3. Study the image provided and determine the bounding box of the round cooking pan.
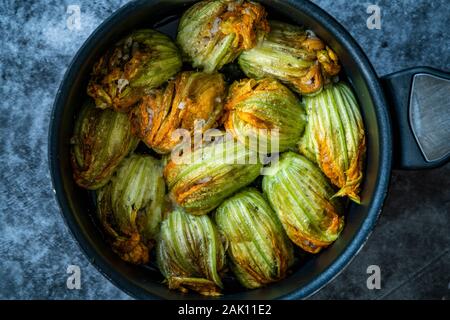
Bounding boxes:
[49,0,450,299]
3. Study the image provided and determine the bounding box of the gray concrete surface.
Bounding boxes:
[0,0,449,299]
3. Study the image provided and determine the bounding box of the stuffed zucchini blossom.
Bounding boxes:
[177,0,269,73]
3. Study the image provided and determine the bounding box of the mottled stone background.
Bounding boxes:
[0,0,449,300]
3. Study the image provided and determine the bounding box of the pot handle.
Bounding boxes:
[381,67,450,169]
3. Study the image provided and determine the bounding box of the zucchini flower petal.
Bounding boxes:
[157,209,225,296]
[215,188,294,289]
[177,0,269,73]
[164,135,262,214]
[130,71,227,154]
[262,152,344,254]
[71,100,139,190]
[87,29,182,112]
[96,154,166,264]
[300,82,366,203]
[239,21,341,95]
[224,78,306,153]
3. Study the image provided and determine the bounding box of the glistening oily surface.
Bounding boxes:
[0,0,449,299]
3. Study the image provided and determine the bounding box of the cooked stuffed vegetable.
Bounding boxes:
[239,20,340,95]
[224,78,306,153]
[130,71,226,154]
[96,154,165,264]
[177,0,269,73]
[157,209,225,296]
[215,188,294,288]
[263,152,344,254]
[87,29,182,112]
[299,82,366,203]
